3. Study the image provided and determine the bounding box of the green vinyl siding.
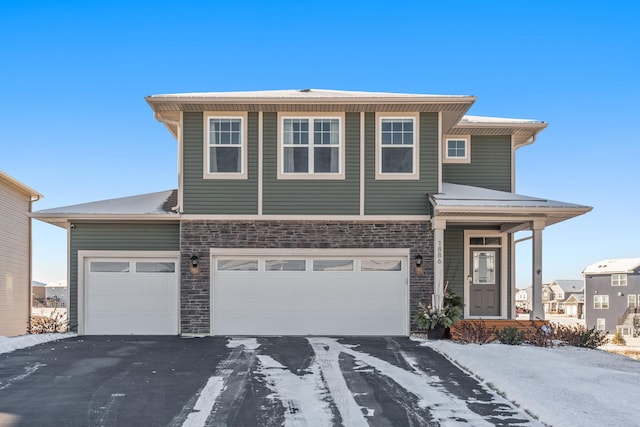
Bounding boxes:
[442,135,512,192]
[365,112,438,215]
[183,112,259,214]
[68,222,180,331]
[262,112,360,215]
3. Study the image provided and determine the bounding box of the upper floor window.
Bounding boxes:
[443,136,470,163]
[596,318,606,331]
[594,295,609,309]
[628,294,637,309]
[204,113,248,179]
[279,115,344,179]
[612,274,627,286]
[376,114,419,180]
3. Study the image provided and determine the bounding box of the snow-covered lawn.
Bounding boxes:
[426,340,639,427]
[0,333,75,354]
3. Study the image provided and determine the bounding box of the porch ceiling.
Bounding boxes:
[430,183,592,228]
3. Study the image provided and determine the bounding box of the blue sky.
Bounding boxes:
[1,1,638,286]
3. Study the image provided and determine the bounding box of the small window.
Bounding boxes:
[361,259,402,271]
[612,274,627,286]
[280,116,343,178]
[596,318,606,331]
[469,237,501,246]
[473,251,496,284]
[266,260,306,271]
[313,260,354,272]
[443,136,470,163]
[205,113,247,179]
[217,259,258,271]
[136,262,176,273]
[594,295,609,309]
[628,295,637,309]
[90,262,130,273]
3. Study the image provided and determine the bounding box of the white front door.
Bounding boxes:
[211,254,409,336]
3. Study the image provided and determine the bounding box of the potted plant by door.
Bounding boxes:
[416,287,463,339]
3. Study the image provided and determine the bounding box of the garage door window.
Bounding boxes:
[361,259,402,271]
[136,262,176,273]
[90,261,130,273]
[266,260,306,271]
[217,259,258,271]
[313,260,354,271]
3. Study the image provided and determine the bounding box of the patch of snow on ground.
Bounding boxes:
[226,337,260,350]
[427,340,640,427]
[256,354,333,426]
[182,376,226,427]
[0,333,76,355]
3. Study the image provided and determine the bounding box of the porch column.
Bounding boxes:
[530,220,545,320]
[431,218,446,310]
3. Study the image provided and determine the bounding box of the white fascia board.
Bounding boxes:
[31,214,180,225]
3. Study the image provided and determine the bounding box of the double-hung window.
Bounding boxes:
[594,295,609,309]
[611,273,627,286]
[279,115,343,178]
[204,113,247,179]
[444,136,470,163]
[376,114,419,179]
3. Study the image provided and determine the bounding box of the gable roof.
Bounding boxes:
[583,258,640,275]
[0,171,42,200]
[550,280,584,293]
[32,190,178,228]
[430,183,592,227]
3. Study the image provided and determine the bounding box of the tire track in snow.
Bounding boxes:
[311,337,495,426]
[172,338,257,427]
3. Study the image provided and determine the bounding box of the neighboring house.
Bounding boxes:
[544,279,584,316]
[32,89,592,336]
[515,287,532,312]
[0,171,42,337]
[583,258,640,336]
[32,280,47,303]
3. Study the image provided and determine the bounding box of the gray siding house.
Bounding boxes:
[33,89,591,336]
[583,258,640,336]
[0,171,42,337]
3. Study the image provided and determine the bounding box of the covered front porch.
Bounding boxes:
[429,183,591,320]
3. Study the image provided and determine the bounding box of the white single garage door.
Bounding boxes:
[212,254,408,336]
[84,257,179,335]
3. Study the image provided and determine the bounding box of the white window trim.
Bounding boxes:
[596,318,606,331]
[203,112,248,180]
[443,135,471,164]
[277,113,346,180]
[627,294,637,308]
[375,112,420,180]
[611,273,627,286]
[594,294,609,309]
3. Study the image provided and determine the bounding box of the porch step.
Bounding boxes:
[450,319,548,341]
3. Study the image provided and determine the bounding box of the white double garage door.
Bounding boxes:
[82,249,409,336]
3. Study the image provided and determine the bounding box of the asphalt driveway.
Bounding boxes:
[0,336,539,426]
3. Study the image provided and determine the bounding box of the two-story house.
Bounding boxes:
[0,171,42,336]
[543,279,584,316]
[33,89,591,336]
[583,258,640,336]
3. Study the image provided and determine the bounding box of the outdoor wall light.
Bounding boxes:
[415,254,423,268]
[190,255,199,268]
[618,291,624,297]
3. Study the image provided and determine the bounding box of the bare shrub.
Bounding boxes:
[526,323,554,347]
[554,324,609,349]
[452,320,496,344]
[29,310,68,334]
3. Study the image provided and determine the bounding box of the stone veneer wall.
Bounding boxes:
[180,220,434,335]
